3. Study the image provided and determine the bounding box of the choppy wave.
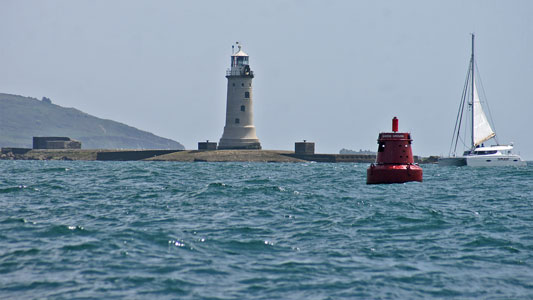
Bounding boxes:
[1,161,532,299]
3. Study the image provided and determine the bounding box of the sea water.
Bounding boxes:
[1,160,532,299]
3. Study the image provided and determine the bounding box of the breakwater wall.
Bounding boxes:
[1,147,32,155]
[286,153,376,163]
[0,148,438,163]
[96,150,182,161]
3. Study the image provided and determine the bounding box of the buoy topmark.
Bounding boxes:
[366,117,423,184]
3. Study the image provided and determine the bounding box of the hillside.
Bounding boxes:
[0,93,184,149]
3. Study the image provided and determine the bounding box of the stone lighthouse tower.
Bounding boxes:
[218,43,261,150]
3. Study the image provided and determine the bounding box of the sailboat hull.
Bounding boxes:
[466,154,527,167]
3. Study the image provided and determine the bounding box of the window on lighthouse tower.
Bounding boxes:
[245,92,250,98]
[241,105,245,112]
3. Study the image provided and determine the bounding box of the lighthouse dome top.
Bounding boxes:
[233,49,248,57]
[232,44,248,57]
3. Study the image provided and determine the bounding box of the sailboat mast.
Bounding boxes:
[470,33,475,150]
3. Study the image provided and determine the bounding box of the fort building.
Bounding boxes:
[295,140,315,155]
[198,140,217,150]
[33,137,81,149]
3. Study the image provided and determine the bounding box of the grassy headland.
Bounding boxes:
[0,93,183,149]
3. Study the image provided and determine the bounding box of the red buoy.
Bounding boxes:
[366,117,423,184]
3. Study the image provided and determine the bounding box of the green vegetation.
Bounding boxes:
[0,93,184,149]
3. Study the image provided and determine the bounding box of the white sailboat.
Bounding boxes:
[439,34,526,167]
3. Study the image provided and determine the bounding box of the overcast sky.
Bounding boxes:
[1,0,532,159]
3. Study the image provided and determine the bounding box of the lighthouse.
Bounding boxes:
[218,43,261,150]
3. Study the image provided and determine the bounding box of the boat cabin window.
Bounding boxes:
[378,142,385,152]
[474,150,497,155]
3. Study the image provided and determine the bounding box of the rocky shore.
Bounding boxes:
[1,149,103,161]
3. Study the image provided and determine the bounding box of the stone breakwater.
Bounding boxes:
[0,149,439,163]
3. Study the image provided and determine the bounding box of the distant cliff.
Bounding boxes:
[0,93,184,150]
